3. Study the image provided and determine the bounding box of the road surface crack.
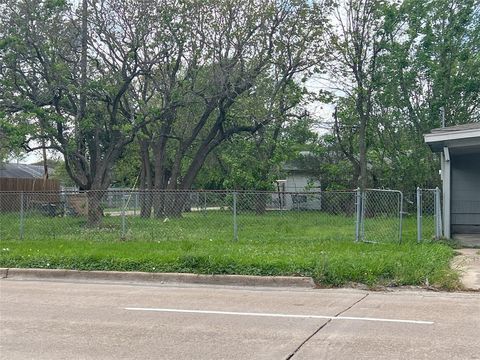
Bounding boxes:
[285,293,369,360]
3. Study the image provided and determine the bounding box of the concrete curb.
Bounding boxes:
[0,268,315,288]
[0,268,8,279]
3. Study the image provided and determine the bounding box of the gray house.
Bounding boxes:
[425,123,480,240]
[274,151,321,210]
[0,163,49,179]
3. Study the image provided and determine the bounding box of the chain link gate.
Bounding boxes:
[355,189,404,243]
[416,187,442,242]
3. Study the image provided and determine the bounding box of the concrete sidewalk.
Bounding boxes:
[453,234,480,248]
[452,248,480,290]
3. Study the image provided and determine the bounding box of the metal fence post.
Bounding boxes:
[416,187,422,243]
[399,191,403,243]
[435,187,442,239]
[360,191,366,242]
[355,188,361,242]
[121,193,126,239]
[19,191,25,240]
[134,192,138,217]
[233,191,238,241]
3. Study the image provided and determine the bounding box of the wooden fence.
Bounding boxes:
[0,177,60,212]
[0,177,60,192]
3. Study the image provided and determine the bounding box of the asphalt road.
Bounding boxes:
[0,280,479,359]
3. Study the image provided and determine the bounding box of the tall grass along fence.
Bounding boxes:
[0,189,407,243]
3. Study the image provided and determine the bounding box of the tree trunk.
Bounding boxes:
[139,138,153,218]
[77,0,88,150]
[163,192,188,218]
[152,137,169,218]
[139,190,153,218]
[86,190,104,227]
[84,159,112,227]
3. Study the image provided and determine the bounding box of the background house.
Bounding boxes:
[0,163,58,191]
[0,163,59,213]
[274,151,321,210]
[275,151,321,191]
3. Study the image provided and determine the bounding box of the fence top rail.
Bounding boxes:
[364,188,403,194]
[0,189,360,195]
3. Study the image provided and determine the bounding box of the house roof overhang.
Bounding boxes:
[424,123,480,154]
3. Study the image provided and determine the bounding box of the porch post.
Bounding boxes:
[442,147,451,239]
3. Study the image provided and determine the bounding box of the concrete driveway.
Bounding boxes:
[453,248,480,290]
[0,280,479,359]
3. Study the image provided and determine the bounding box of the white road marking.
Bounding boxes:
[124,307,434,325]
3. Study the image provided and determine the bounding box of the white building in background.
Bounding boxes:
[274,151,321,210]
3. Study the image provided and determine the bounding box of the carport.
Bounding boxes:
[425,123,480,243]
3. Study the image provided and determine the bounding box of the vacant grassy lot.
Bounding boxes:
[1,210,357,242]
[0,211,457,289]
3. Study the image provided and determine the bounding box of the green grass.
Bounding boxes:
[0,211,459,289]
[1,210,357,242]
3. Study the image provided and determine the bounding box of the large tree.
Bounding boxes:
[323,0,479,192]
[1,0,331,219]
[0,0,165,224]
[367,0,480,190]
[128,0,331,216]
[325,0,387,190]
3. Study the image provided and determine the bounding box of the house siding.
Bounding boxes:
[451,153,480,233]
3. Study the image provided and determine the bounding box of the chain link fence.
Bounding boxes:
[357,189,404,243]
[416,187,443,242]
[0,189,405,243]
